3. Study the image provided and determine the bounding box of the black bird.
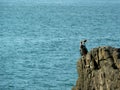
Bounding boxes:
[80,40,88,56]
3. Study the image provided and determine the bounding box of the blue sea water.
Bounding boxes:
[0,2,120,90]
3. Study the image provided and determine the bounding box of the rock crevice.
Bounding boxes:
[73,46,120,90]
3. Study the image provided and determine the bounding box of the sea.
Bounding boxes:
[0,2,120,90]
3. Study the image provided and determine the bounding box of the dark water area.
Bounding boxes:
[0,3,120,90]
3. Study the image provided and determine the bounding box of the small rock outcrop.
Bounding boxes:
[72,46,120,90]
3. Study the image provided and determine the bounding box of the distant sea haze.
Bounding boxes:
[1,0,120,6]
[0,3,120,90]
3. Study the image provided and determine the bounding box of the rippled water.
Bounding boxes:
[0,3,120,90]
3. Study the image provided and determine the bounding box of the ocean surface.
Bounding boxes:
[0,2,120,90]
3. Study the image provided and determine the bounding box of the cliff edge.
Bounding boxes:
[72,46,120,90]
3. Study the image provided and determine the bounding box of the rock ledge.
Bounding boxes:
[72,46,120,90]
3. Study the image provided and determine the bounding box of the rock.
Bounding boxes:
[72,46,120,90]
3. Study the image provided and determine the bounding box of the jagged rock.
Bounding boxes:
[72,46,120,90]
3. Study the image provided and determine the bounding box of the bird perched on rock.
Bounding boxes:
[80,40,88,56]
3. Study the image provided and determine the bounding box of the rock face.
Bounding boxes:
[72,46,120,90]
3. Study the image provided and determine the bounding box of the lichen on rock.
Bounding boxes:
[72,46,120,90]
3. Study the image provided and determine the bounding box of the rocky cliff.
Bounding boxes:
[72,46,120,90]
